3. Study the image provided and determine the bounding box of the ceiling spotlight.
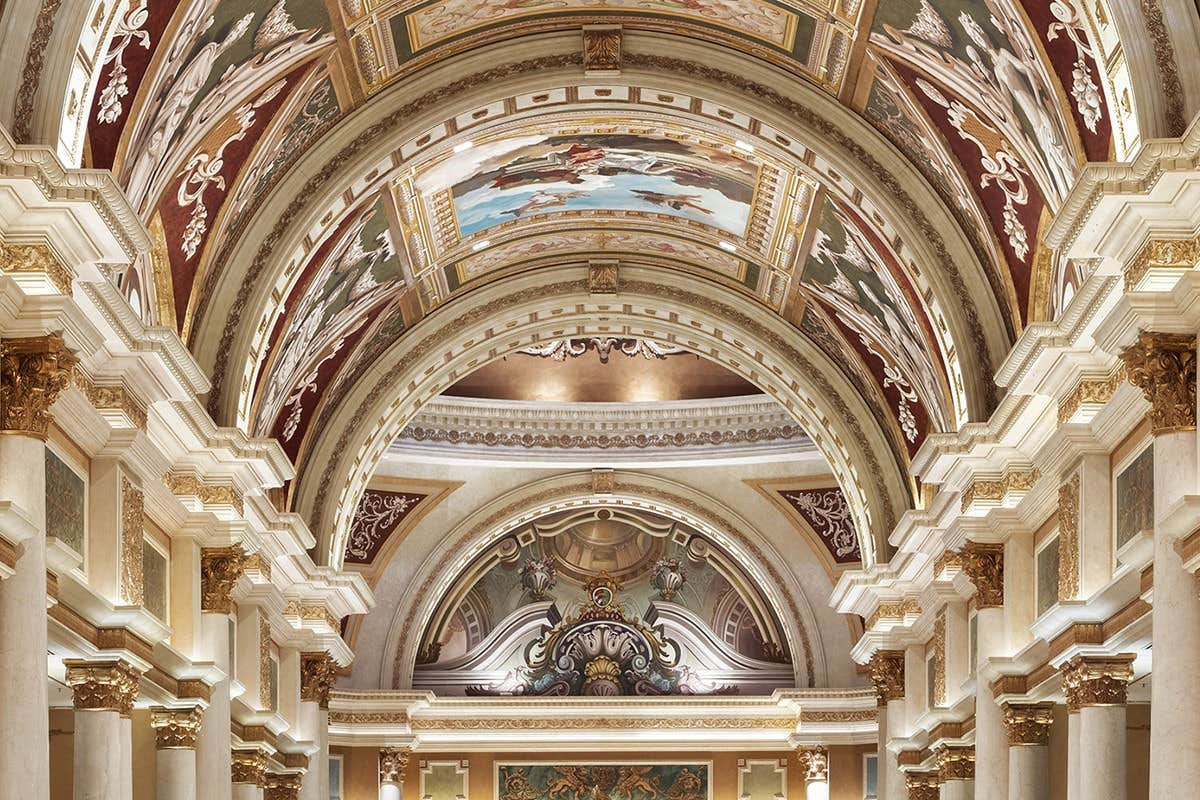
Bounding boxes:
[453,140,474,153]
[718,240,738,252]
[471,239,491,251]
[733,140,754,153]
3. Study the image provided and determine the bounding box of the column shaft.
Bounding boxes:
[73,710,122,800]
[157,749,197,800]
[297,701,324,800]
[119,715,132,800]
[1079,705,1126,800]
[1067,712,1080,800]
[940,781,971,800]
[883,698,905,800]
[975,606,1008,800]
[380,783,402,800]
[1008,746,1048,800]
[196,613,233,800]
[232,785,263,800]
[0,435,50,800]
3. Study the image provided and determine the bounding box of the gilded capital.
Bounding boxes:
[63,659,139,716]
[232,750,269,786]
[935,745,974,782]
[265,773,303,800]
[150,706,203,749]
[200,546,244,613]
[300,651,337,709]
[1003,703,1055,746]
[0,335,78,438]
[1061,654,1135,711]
[868,649,905,706]
[379,746,413,783]
[905,771,940,800]
[795,746,828,782]
[1120,331,1197,434]
[963,542,1004,608]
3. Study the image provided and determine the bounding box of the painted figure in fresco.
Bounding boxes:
[503,189,587,217]
[630,190,714,216]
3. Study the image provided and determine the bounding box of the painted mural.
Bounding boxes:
[1115,444,1153,549]
[497,763,709,800]
[427,134,758,238]
[345,489,427,565]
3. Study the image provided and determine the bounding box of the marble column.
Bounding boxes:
[905,771,939,800]
[379,747,411,800]
[196,548,244,800]
[1062,655,1134,800]
[963,542,1007,800]
[232,750,268,800]
[796,746,829,800]
[0,335,76,800]
[1067,710,1080,800]
[935,746,973,800]
[1121,332,1200,797]
[63,660,139,800]
[299,652,336,800]
[1003,703,1053,800]
[150,706,204,800]
[265,773,303,800]
[869,650,905,800]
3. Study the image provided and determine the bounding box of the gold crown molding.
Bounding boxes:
[329,711,409,725]
[960,468,1039,512]
[64,659,140,715]
[284,602,341,632]
[1124,237,1200,291]
[72,371,148,430]
[935,746,974,782]
[380,747,413,783]
[1002,703,1054,746]
[868,650,905,706]
[866,599,921,631]
[0,242,72,294]
[232,750,269,786]
[0,335,78,438]
[242,553,272,580]
[120,476,145,606]
[381,716,800,730]
[797,709,876,723]
[963,542,1004,609]
[200,546,244,614]
[933,550,963,578]
[165,472,245,515]
[1058,474,1081,602]
[795,746,828,782]
[150,706,204,749]
[1120,331,1197,434]
[301,652,338,709]
[906,771,940,800]
[1061,655,1135,711]
[1057,365,1128,425]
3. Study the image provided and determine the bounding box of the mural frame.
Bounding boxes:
[494,760,714,800]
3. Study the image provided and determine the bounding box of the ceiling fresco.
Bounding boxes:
[64,0,1128,565]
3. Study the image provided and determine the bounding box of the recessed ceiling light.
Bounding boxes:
[453,140,474,153]
[718,240,738,252]
[733,140,754,153]
[472,240,491,251]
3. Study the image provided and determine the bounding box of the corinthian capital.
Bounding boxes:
[795,746,828,782]
[963,542,1004,608]
[1003,703,1055,745]
[200,546,244,613]
[1061,654,1135,711]
[0,335,77,438]
[868,649,905,706]
[1120,331,1197,434]
[300,651,338,709]
[150,706,203,749]
[379,747,412,783]
[63,659,139,716]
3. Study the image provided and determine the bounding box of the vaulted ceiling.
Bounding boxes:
[21,0,1155,567]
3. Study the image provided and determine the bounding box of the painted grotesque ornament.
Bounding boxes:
[651,558,687,600]
[520,557,557,599]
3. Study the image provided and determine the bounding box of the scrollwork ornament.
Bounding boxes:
[0,335,78,438]
[1003,703,1054,745]
[963,541,1004,608]
[868,649,905,706]
[379,747,412,783]
[1120,331,1197,434]
[200,546,244,613]
[300,651,337,708]
[795,746,828,782]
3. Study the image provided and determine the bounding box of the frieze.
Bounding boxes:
[0,242,71,294]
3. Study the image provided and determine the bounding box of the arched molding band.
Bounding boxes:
[377,470,831,690]
[295,263,909,572]
[191,34,1010,431]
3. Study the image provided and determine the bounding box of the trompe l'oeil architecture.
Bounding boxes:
[0,1,1197,799]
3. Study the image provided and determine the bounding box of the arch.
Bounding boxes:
[372,470,839,690]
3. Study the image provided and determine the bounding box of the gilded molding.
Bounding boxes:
[932,610,946,707]
[200,546,244,614]
[587,259,619,293]
[1120,331,1197,434]
[1058,474,1080,602]
[1124,237,1200,290]
[64,659,139,715]
[1003,703,1054,746]
[933,550,963,577]
[73,372,147,430]
[960,468,1039,512]
[242,553,272,580]
[0,242,71,294]
[582,26,621,73]
[935,746,974,782]
[868,649,905,706]
[1057,365,1127,425]
[301,652,337,709]
[0,335,77,438]
[150,706,203,749]
[265,773,303,800]
[797,709,876,723]
[408,716,798,730]
[259,618,272,709]
[963,542,1004,608]
[866,599,920,631]
[165,472,245,515]
[380,747,412,783]
[120,476,145,606]
[1061,655,1135,711]
[232,750,269,786]
[795,746,828,782]
[906,771,940,800]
